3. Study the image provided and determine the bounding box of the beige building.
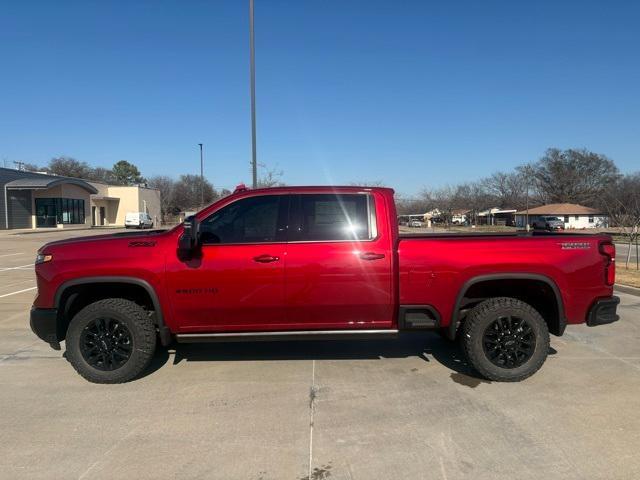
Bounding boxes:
[0,167,161,230]
[89,182,161,227]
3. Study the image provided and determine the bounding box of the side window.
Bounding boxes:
[294,194,375,241]
[199,195,282,244]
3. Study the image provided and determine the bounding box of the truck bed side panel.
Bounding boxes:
[398,235,613,327]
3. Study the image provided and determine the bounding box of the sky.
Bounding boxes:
[1,0,639,196]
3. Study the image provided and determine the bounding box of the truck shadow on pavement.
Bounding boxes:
[145,332,501,387]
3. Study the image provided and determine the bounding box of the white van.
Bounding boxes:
[125,212,153,229]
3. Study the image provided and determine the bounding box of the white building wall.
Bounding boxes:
[137,187,162,227]
[562,215,608,229]
[516,214,607,229]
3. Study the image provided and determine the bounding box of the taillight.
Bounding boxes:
[599,242,615,286]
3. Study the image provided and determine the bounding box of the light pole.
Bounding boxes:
[524,165,532,232]
[198,143,204,208]
[249,0,258,188]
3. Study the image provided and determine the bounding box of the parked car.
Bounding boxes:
[532,216,564,231]
[31,186,618,383]
[409,220,424,227]
[125,212,153,229]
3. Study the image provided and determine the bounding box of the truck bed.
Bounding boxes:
[397,233,613,330]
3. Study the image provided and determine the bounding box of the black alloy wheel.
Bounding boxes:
[482,315,535,369]
[79,317,133,371]
[461,297,549,382]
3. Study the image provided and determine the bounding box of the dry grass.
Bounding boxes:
[616,266,640,288]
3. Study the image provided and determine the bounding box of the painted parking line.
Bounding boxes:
[0,287,37,299]
[0,264,34,272]
[1,280,36,289]
[0,253,24,258]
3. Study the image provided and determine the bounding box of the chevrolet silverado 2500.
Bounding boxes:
[30,186,619,383]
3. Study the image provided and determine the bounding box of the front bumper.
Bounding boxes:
[30,307,61,350]
[587,296,620,327]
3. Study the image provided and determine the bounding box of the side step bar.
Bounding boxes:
[176,329,399,343]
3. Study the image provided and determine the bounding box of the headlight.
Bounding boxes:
[35,253,53,264]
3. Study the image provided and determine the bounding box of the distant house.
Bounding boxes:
[477,207,517,226]
[515,203,608,229]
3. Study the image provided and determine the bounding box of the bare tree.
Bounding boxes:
[257,164,285,188]
[602,173,640,269]
[172,174,217,211]
[22,162,43,172]
[531,148,620,206]
[424,185,461,227]
[147,176,176,221]
[482,170,529,210]
[89,167,117,184]
[48,157,93,178]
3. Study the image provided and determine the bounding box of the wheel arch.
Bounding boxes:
[448,273,566,340]
[54,276,171,345]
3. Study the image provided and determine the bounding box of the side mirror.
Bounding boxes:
[178,215,200,258]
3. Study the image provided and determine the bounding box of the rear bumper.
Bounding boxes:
[30,307,61,350]
[587,296,620,327]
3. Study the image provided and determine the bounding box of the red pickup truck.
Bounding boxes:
[30,186,619,383]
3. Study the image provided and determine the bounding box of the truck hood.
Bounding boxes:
[39,229,171,253]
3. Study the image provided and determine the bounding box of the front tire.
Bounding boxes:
[66,298,157,383]
[461,297,549,382]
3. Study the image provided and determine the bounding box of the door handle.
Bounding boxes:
[359,252,385,261]
[253,254,280,263]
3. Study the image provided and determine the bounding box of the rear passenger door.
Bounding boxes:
[284,192,394,329]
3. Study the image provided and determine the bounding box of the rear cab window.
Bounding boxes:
[290,193,377,242]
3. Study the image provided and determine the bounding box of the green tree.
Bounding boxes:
[112,160,144,185]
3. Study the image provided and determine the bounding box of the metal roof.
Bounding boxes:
[5,177,98,194]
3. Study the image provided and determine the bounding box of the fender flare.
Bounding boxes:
[447,273,566,340]
[54,276,171,345]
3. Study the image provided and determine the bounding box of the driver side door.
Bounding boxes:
[166,194,289,332]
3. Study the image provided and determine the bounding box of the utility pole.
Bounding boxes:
[249,0,258,188]
[198,143,204,208]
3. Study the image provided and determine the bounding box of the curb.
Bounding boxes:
[614,284,640,297]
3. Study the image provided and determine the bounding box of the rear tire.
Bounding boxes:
[461,297,549,382]
[66,298,156,384]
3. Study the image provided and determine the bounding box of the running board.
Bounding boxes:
[175,329,399,343]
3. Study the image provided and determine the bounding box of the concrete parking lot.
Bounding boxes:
[1,229,640,480]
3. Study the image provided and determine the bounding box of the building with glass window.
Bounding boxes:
[0,167,161,230]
